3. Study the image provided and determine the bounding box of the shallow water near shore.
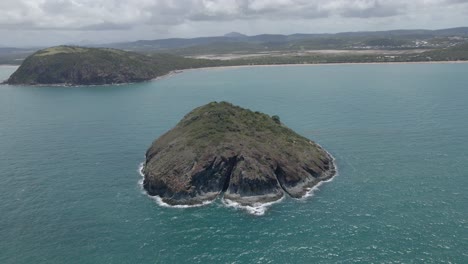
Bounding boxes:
[1,64,467,263]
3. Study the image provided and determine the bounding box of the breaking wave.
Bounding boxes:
[221,197,285,216]
[138,163,214,208]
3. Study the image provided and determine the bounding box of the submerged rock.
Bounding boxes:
[142,102,336,206]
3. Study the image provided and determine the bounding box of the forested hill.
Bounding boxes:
[5,46,225,85]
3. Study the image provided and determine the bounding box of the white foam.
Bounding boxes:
[301,144,339,200]
[139,162,280,215]
[301,180,326,199]
[150,196,214,208]
[138,162,145,177]
[137,162,214,209]
[221,196,284,216]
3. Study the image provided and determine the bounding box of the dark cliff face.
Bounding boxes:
[143,102,336,206]
[6,46,161,85]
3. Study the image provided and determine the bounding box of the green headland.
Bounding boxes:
[5,46,220,85]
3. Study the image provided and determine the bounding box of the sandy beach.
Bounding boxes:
[162,60,468,80]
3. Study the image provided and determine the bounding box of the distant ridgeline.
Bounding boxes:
[5,46,226,85]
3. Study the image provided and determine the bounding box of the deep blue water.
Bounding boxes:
[0,64,467,263]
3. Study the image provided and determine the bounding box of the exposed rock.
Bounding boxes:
[143,102,336,206]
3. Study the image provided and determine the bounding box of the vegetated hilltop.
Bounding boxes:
[5,46,220,85]
[142,102,336,206]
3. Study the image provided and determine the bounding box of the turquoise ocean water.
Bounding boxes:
[0,64,467,263]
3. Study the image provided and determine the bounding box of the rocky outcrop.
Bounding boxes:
[142,102,336,206]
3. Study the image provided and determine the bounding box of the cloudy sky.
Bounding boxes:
[1,0,467,47]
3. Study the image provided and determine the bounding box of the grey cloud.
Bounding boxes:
[0,0,410,31]
[0,20,131,32]
[445,0,468,3]
[185,1,330,22]
[78,22,135,31]
[0,0,464,31]
[0,21,36,30]
[341,2,404,18]
[41,0,76,14]
[188,6,329,21]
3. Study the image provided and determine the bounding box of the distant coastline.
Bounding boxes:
[155,60,468,81]
[3,59,468,69]
[189,60,468,70]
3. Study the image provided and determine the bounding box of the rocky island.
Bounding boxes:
[142,102,336,207]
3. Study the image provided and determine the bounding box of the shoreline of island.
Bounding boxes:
[138,148,338,216]
[138,137,339,216]
[3,59,468,86]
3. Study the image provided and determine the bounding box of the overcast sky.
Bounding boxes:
[1,0,467,47]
